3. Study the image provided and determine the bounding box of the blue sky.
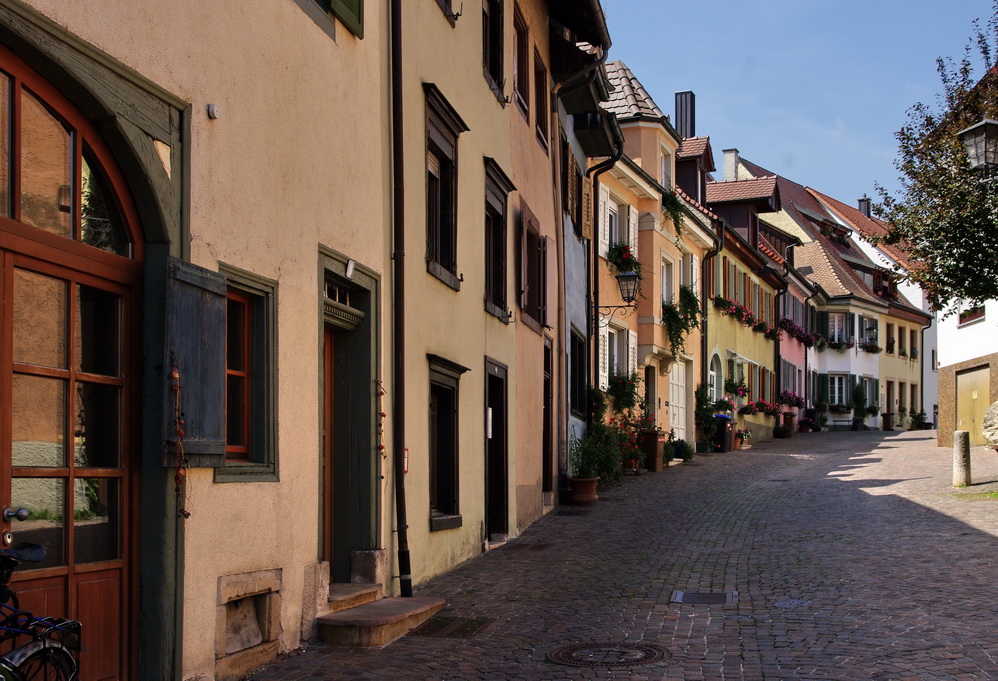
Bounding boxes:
[602,0,994,208]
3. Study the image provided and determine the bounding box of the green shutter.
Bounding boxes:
[817,311,829,338]
[331,0,364,37]
[817,373,829,404]
[848,312,856,341]
[874,379,880,407]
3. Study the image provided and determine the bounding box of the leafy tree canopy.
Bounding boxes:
[874,4,998,314]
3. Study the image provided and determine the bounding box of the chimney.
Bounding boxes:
[722,148,739,182]
[857,193,871,217]
[675,91,695,138]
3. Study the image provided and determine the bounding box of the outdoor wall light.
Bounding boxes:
[958,118,998,171]
[596,270,640,325]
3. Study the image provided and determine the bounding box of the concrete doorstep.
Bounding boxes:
[316,596,446,648]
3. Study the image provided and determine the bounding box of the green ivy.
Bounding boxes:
[662,190,685,236]
[661,285,701,356]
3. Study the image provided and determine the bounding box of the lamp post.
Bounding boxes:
[957,118,998,171]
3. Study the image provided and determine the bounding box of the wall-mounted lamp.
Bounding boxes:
[596,270,640,325]
[958,118,998,171]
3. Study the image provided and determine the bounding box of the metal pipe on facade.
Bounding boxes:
[700,221,723,386]
[585,112,624,427]
[390,0,412,598]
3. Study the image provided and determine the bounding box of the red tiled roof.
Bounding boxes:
[705,176,777,204]
[677,136,709,159]
[675,185,718,220]
[806,188,914,270]
[602,61,666,121]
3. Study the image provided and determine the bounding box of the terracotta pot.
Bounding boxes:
[733,438,743,450]
[568,477,599,505]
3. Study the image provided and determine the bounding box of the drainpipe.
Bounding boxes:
[585,112,624,428]
[390,0,412,598]
[920,312,933,424]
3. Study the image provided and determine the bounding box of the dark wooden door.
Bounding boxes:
[485,362,507,541]
[321,325,335,564]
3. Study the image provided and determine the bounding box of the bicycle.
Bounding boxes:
[0,542,80,680]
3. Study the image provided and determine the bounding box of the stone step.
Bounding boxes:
[326,583,382,615]
[316,596,446,648]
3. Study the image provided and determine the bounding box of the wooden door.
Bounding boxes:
[0,45,143,680]
[321,325,335,564]
[670,361,687,440]
[957,367,990,446]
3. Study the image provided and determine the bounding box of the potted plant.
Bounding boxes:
[773,425,792,438]
[714,396,735,413]
[798,417,815,433]
[567,426,616,505]
[738,402,759,416]
[851,382,867,431]
[695,384,718,452]
[734,428,751,449]
[607,371,639,411]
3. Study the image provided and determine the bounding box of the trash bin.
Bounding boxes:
[782,411,795,436]
[712,414,733,452]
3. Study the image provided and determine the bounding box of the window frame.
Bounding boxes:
[518,198,548,331]
[512,7,529,115]
[484,157,515,320]
[216,265,278,482]
[304,0,364,38]
[424,84,469,290]
[428,355,469,530]
[533,48,549,149]
[829,374,847,406]
[482,0,505,102]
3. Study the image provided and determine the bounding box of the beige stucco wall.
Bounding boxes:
[24,1,391,678]
[397,0,518,583]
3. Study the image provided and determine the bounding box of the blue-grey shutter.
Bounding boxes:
[163,257,227,467]
[331,0,364,38]
[874,379,880,407]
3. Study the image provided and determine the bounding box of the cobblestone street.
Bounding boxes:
[249,430,998,680]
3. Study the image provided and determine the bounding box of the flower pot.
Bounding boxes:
[568,477,599,506]
[733,438,743,450]
[798,423,812,433]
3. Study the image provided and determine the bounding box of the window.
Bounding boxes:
[607,201,620,244]
[513,8,528,113]
[886,322,895,354]
[959,304,985,325]
[661,257,674,304]
[425,84,469,289]
[220,266,277,480]
[898,325,907,354]
[829,313,848,342]
[533,50,548,148]
[570,329,587,417]
[607,326,628,375]
[860,315,878,344]
[482,0,504,100]
[659,148,672,187]
[709,355,722,401]
[484,158,514,319]
[519,199,548,329]
[428,355,469,530]
[310,0,364,37]
[829,374,847,406]
[910,329,919,359]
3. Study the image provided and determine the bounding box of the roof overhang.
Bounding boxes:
[548,0,611,51]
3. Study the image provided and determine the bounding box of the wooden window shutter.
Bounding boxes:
[817,311,829,338]
[598,185,610,256]
[163,257,227,467]
[848,374,857,403]
[628,329,638,374]
[722,257,729,298]
[848,313,856,341]
[628,204,639,258]
[874,379,880,407]
[817,373,829,404]
[331,0,364,38]
[581,175,593,240]
[518,203,528,310]
[598,326,609,390]
[543,236,554,327]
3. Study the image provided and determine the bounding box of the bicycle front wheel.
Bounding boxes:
[13,646,75,681]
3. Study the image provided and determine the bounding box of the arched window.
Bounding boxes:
[709,354,723,401]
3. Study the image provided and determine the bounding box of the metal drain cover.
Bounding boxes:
[547,643,669,668]
[774,599,810,609]
[671,590,738,604]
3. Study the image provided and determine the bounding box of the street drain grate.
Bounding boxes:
[547,643,669,668]
[410,616,492,639]
[504,543,551,552]
[670,590,738,604]
[774,599,810,609]
[557,509,591,516]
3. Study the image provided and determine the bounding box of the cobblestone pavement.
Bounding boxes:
[248,430,998,680]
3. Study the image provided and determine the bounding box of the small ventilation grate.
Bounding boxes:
[410,616,492,639]
[547,643,669,668]
[670,590,738,604]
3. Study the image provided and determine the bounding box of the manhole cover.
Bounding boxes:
[547,643,669,668]
[774,599,810,609]
[410,616,492,639]
[671,590,738,604]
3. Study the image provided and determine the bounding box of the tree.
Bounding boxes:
[874,4,998,313]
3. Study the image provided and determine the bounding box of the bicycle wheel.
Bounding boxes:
[13,646,75,681]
